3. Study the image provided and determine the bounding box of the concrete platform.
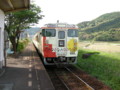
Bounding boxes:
[0,43,55,90]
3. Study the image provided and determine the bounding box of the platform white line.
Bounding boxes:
[33,51,41,90]
[29,65,32,68]
[29,68,32,72]
[29,62,32,65]
[28,73,32,78]
[28,81,32,87]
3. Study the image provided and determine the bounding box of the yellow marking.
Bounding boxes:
[67,39,78,52]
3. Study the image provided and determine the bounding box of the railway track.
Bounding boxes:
[46,66,68,90]
[47,66,94,90]
[66,67,94,90]
[55,67,94,90]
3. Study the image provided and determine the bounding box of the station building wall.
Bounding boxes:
[0,9,5,68]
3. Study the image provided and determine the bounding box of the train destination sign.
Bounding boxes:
[44,23,78,28]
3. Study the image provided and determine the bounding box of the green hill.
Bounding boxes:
[23,27,41,39]
[77,12,120,41]
[24,27,41,35]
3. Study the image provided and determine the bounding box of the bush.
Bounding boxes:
[17,38,29,52]
[17,41,24,52]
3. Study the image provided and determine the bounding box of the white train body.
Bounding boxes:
[33,23,79,65]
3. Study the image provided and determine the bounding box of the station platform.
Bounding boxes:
[0,43,55,90]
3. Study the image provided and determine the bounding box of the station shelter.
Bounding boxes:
[0,0,30,68]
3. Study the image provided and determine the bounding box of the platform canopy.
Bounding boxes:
[0,0,30,13]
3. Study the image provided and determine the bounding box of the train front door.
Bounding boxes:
[56,29,67,58]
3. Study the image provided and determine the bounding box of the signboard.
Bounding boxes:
[57,24,66,27]
[45,23,78,28]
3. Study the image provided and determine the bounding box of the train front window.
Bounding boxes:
[58,31,65,39]
[42,29,56,37]
[68,29,78,37]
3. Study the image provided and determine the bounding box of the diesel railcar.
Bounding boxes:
[33,23,79,65]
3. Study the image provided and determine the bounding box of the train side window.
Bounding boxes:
[68,29,78,37]
[42,29,46,36]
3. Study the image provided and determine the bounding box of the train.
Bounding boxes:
[33,22,79,65]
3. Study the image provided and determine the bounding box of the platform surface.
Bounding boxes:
[0,43,55,90]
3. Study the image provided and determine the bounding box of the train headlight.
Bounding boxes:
[71,57,76,62]
[46,58,52,62]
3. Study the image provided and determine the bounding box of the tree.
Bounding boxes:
[5,4,43,53]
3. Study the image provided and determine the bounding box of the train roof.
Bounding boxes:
[41,23,78,29]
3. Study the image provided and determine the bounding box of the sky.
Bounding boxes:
[33,0,120,27]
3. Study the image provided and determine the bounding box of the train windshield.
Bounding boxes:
[42,29,56,37]
[68,29,78,37]
[58,31,65,39]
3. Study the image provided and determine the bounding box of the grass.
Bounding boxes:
[79,41,120,53]
[76,49,120,90]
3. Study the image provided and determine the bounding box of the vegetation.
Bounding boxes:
[5,4,43,53]
[77,12,120,41]
[76,49,120,90]
[17,38,29,52]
